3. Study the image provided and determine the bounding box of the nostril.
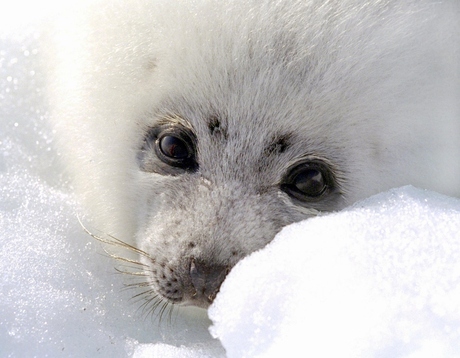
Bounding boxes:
[189,258,229,303]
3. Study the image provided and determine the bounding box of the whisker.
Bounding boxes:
[158,301,169,322]
[77,215,176,323]
[109,255,149,268]
[148,301,165,322]
[77,215,153,261]
[139,295,160,317]
[167,304,175,324]
[130,289,156,300]
[122,282,152,290]
[114,267,149,276]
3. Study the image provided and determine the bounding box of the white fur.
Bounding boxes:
[45,0,459,306]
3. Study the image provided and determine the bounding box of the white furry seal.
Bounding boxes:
[45,0,460,308]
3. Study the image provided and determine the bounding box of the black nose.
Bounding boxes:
[189,258,229,305]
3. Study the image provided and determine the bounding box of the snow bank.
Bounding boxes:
[209,187,460,357]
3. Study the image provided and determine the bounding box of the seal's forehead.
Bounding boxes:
[150,100,294,160]
[146,98,315,188]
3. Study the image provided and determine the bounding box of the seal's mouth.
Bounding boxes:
[77,218,233,312]
[144,256,232,309]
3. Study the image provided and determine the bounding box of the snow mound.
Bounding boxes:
[209,187,460,357]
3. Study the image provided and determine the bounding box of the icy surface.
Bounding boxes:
[2,10,460,358]
[209,187,460,357]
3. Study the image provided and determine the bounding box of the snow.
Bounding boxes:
[209,187,460,357]
[1,13,460,358]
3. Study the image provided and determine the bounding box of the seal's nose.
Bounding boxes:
[189,258,229,305]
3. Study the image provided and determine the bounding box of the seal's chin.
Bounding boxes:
[180,298,211,309]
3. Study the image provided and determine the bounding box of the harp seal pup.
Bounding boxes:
[46,0,460,308]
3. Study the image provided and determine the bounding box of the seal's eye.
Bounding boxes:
[138,121,198,174]
[154,128,197,170]
[159,135,190,159]
[291,168,326,197]
[281,161,334,201]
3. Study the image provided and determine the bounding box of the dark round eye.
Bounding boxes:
[138,121,198,174]
[291,168,326,197]
[281,161,333,201]
[159,135,190,159]
[153,125,197,171]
